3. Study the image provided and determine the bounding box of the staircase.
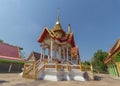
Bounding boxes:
[22,61,94,81]
[22,60,44,80]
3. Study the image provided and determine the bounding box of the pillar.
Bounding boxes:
[40,46,43,60]
[59,47,61,61]
[63,47,65,60]
[48,48,50,62]
[50,38,53,62]
[43,47,46,59]
[66,46,68,61]
[54,47,57,59]
[8,63,12,72]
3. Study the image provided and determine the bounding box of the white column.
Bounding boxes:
[59,47,61,61]
[66,46,68,61]
[56,49,59,60]
[43,47,46,59]
[63,47,65,60]
[48,48,50,62]
[41,47,43,60]
[54,47,57,59]
[8,63,12,72]
[50,39,53,62]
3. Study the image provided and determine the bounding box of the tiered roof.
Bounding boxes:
[38,17,75,47]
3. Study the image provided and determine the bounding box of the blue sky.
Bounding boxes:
[0,0,120,61]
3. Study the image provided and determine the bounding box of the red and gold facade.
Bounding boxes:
[37,17,80,64]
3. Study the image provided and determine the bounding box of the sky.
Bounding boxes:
[0,0,120,61]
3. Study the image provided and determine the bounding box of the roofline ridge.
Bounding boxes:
[0,42,18,48]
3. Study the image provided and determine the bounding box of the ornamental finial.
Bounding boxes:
[68,24,71,33]
[56,8,60,24]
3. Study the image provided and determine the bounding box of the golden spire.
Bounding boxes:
[68,24,71,33]
[56,9,60,24]
[52,9,65,33]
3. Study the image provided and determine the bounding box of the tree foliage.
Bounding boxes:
[92,50,108,73]
[0,39,4,43]
[82,61,90,65]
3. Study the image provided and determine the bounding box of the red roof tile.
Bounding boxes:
[0,42,20,59]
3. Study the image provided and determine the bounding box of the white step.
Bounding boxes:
[37,68,88,81]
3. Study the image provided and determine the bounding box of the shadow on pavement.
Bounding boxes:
[0,80,9,84]
[94,75,104,81]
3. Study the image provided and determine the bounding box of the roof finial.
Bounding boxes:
[56,8,60,24]
[68,24,71,33]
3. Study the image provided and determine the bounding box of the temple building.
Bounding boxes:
[37,16,80,64]
[0,42,24,73]
[23,15,93,81]
[104,39,120,78]
[27,52,48,62]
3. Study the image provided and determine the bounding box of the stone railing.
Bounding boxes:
[23,60,94,80]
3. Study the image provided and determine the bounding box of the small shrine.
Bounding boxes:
[23,15,93,81]
[37,16,80,65]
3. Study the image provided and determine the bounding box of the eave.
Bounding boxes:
[104,39,120,64]
[37,27,53,43]
[0,55,24,62]
[104,46,120,64]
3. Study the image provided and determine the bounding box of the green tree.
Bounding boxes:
[82,61,90,65]
[18,47,26,59]
[0,39,4,43]
[91,50,108,73]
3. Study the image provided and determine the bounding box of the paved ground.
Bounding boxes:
[0,73,120,86]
